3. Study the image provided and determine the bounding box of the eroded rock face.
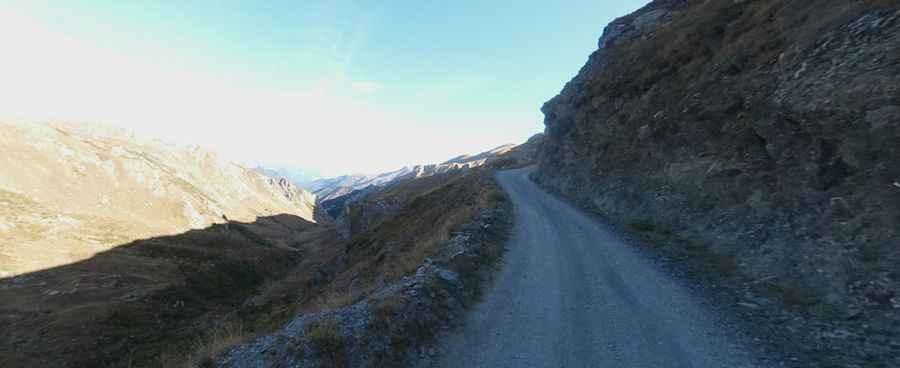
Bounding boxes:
[535,0,899,364]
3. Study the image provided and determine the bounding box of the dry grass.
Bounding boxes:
[359,176,513,366]
[610,0,897,100]
[155,321,247,368]
[308,290,367,312]
[344,171,468,235]
[369,295,406,333]
[183,322,247,368]
[306,319,342,355]
[328,171,499,300]
[166,171,502,367]
[273,170,514,367]
[2,168,505,367]
[0,214,344,368]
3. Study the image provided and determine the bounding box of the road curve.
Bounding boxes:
[430,167,760,368]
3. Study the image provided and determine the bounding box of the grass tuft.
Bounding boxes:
[306,319,342,355]
[370,296,404,333]
[184,322,246,368]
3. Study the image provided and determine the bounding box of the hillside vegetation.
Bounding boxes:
[0,122,339,367]
[215,168,514,367]
[212,138,547,367]
[0,214,346,367]
[0,122,536,367]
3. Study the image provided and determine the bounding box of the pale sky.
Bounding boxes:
[0,1,648,177]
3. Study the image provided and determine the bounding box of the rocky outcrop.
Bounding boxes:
[0,122,318,276]
[254,166,320,188]
[265,176,317,206]
[535,1,899,365]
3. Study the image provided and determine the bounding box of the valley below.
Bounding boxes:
[0,122,538,367]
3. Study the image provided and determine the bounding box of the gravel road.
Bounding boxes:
[429,167,761,368]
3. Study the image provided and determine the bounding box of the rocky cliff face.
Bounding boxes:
[535,0,899,364]
[0,122,317,276]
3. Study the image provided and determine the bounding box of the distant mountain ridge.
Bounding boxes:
[0,122,317,276]
[320,135,544,237]
[442,143,517,165]
[307,142,527,205]
[253,166,322,187]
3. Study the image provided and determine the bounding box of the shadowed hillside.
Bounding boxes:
[0,120,538,367]
[1,164,521,368]
[213,168,514,368]
[0,214,344,367]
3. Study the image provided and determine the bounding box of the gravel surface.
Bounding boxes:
[429,167,762,368]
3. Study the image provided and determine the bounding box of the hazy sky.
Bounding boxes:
[1,0,648,177]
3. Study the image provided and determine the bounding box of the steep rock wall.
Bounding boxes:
[535,0,899,363]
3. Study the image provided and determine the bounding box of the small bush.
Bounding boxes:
[311,290,363,311]
[185,322,245,368]
[487,190,508,204]
[306,319,342,354]
[371,296,404,332]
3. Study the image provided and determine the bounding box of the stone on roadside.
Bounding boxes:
[438,269,459,283]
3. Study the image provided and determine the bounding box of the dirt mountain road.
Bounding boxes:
[430,167,761,367]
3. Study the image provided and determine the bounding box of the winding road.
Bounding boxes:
[431,167,760,367]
